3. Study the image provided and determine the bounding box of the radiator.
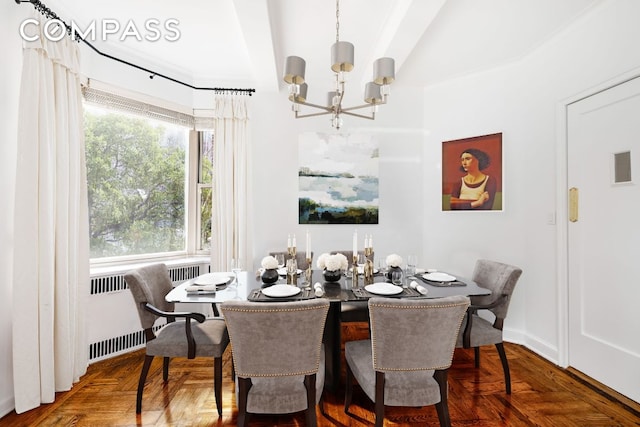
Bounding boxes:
[87,259,210,362]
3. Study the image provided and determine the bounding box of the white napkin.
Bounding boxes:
[313,282,324,297]
[410,280,428,295]
[185,284,216,294]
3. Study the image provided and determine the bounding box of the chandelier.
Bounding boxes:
[283,0,395,129]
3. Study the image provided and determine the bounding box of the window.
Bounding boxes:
[198,131,213,251]
[83,86,215,263]
[84,104,191,260]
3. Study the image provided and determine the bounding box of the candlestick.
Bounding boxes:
[353,230,357,257]
[305,256,312,285]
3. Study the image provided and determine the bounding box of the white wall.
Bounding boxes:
[421,0,640,362]
[248,88,426,273]
[0,1,29,417]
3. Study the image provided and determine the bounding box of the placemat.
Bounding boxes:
[351,286,427,299]
[413,275,467,287]
[247,287,316,302]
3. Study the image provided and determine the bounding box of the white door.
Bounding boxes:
[567,76,640,403]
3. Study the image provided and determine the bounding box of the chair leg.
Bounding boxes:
[237,377,251,427]
[495,342,511,394]
[344,363,353,412]
[319,395,327,418]
[231,355,236,382]
[211,303,220,317]
[434,369,452,427]
[163,357,170,382]
[474,346,480,368]
[214,356,223,416]
[136,355,154,414]
[304,374,317,427]
[374,371,385,427]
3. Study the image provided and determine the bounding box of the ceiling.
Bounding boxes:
[41,0,600,102]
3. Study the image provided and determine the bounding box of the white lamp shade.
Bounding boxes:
[364,82,382,104]
[288,83,308,103]
[284,56,306,84]
[331,41,354,73]
[373,57,395,85]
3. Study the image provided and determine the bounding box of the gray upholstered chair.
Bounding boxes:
[125,263,230,415]
[329,250,374,323]
[456,259,523,394]
[345,296,470,427]
[269,250,314,270]
[221,299,330,427]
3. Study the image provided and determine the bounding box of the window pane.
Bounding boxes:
[199,130,214,184]
[84,105,189,258]
[199,186,212,250]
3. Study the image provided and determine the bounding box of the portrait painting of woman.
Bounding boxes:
[442,133,503,211]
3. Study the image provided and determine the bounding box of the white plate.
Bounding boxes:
[261,284,302,298]
[365,283,403,295]
[193,273,232,286]
[423,272,456,282]
[277,268,303,276]
[415,268,426,274]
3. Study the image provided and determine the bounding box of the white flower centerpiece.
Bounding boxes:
[385,253,403,280]
[260,255,280,284]
[317,252,348,282]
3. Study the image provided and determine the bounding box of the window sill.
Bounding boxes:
[90,254,210,277]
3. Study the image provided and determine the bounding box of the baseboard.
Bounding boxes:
[504,329,640,415]
[0,395,15,419]
[503,327,559,365]
[566,367,640,417]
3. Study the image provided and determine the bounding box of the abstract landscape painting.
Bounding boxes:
[299,132,379,224]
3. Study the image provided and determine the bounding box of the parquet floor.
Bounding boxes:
[2,322,639,426]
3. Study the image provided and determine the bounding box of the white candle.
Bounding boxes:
[369,235,373,249]
[306,230,310,258]
[287,234,291,249]
[353,230,357,257]
[292,234,296,248]
[364,234,369,249]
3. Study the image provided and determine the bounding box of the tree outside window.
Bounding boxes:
[84,105,189,258]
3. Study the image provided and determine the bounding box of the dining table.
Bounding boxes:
[165,268,491,392]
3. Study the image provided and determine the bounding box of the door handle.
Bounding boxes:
[569,187,578,222]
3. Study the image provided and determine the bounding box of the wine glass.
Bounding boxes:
[406,255,418,277]
[275,253,285,269]
[391,270,404,287]
[286,258,298,285]
[231,258,242,286]
[377,258,387,276]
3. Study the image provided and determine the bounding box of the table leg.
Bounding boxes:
[323,301,341,393]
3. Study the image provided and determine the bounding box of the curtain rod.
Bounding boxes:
[15,0,256,96]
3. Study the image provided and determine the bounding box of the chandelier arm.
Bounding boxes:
[341,111,376,120]
[294,110,334,119]
[293,101,333,112]
[340,101,385,113]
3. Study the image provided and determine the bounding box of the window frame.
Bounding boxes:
[83,86,213,267]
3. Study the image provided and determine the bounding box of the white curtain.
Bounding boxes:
[12,15,89,414]
[211,95,252,272]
